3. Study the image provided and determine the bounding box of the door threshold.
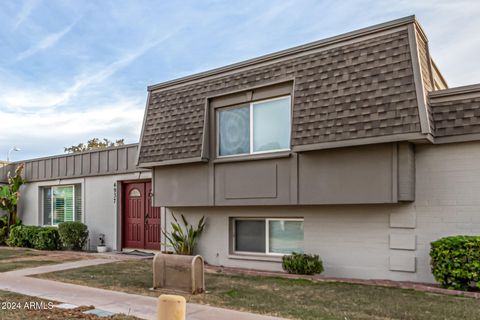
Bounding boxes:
[122,248,161,254]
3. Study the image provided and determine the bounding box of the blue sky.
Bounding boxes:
[1,0,479,160]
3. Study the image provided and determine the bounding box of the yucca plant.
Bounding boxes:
[162,213,206,255]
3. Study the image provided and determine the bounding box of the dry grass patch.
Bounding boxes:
[0,247,88,272]
[0,247,40,260]
[35,259,480,320]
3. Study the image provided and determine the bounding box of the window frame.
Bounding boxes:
[42,184,81,226]
[232,217,304,256]
[216,95,292,158]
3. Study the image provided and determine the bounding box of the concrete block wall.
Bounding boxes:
[414,141,480,282]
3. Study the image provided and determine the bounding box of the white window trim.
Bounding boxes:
[217,95,292,158]
[43,184,79,226]
[232,217,304,256]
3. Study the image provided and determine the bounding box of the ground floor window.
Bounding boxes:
[42,184,82,225]
[233,218,304,255]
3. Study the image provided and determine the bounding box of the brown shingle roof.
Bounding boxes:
[429,85,480,137]
[138,18,425,165]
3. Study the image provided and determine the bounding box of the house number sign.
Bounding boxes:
[113,182,117,204]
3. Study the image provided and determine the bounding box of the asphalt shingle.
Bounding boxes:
[138,29,420,164]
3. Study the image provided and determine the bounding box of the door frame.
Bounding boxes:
[120,179,152,251]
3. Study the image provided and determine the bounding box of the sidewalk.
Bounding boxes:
[0,259,284,320]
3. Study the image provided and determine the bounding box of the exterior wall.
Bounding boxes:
[414,141,480,282]
[17,171,151,251]
[0,144,144,183]
[164,205,413,281]
[164,141,480,283]
[154,143,414,207]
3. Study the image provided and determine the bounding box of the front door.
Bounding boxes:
[123,182,161,250]
[145,182,161,250]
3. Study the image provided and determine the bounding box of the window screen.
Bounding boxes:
[235,219,266,253]
[253,97,291,152]
[268,220,304,254]
[218,105,250,156]
[217,96,291,157]
[43,187,52,225]
[74,184,82,222]
[42,184,82,225]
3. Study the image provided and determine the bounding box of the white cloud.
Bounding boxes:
[2,28,178,112]
[58,33,174,104]
[0,98,145,160]
[0,87,67,111]
[16,20,77,61]
[12,0,40,30]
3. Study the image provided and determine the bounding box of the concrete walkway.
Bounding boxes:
[0,259,284,320]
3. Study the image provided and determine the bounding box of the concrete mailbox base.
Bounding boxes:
[153,253,205,294]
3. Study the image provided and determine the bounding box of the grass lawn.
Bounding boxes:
[35,259,480,320]
[0,259,64,273]
[0,290,139,319]
[0,247,40,260]
[0,247,84,272]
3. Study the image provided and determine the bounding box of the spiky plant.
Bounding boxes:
[162,213,206,255]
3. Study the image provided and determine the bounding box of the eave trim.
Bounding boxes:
[292,133,429,153]
[138,157,207,168]
[408,24,431,135]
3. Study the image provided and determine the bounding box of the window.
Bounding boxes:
[129,188,141,197]
[233,218,304,255]
[218,96,291,157]
[43,185,81,225]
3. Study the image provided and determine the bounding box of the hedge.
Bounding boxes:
[430,235,480,290]
[58,221,88,250]
[32,227,62,250]
[282,252,324,275]
[7,225,61,250]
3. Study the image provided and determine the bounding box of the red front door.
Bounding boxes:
[145,182,161,250]
[123,182,160,250]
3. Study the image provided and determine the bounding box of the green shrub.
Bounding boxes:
[430,235,480,290]
[32,227,61,250]
[282,252,324,275]
[58,221,88,250]
[0,227,6,245]
[6,225,60,250]
[0,215,8,244]
[7,225,41,248]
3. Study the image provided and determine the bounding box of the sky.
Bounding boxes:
[1,0,479,161]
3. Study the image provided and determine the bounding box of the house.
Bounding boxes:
[0,144,158,251]
[136,15,480,283]
[2,15,479,284]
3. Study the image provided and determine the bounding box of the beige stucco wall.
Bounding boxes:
[166,141,480,283]
[17,171,151,251]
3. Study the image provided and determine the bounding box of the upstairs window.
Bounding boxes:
[218,96,291,157]
[43,185,82,225]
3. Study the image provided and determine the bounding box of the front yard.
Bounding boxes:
[0,247,86,272]
[35,259,480,320]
